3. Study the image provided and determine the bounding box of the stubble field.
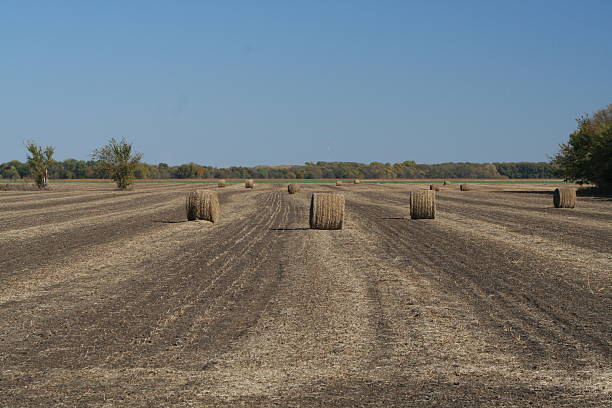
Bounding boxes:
[0,181,610,407]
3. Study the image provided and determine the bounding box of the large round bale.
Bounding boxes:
[430,184,440,191]
[245,179,255,189]
[553,187,576,208]
[217,179,226,188]
[185,190,220,222]
[459,184,472,191]
[410,190,436,219]
[336,180,342,186]
[288,183,300,194]
[443,180,451,186]
[309,193,345,230]
[354,179,360,184]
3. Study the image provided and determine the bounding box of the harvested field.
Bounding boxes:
[0,181,610,407]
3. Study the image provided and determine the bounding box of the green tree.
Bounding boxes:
[92,138,143,189]
[553,104,612,190]
[26,142,54,188]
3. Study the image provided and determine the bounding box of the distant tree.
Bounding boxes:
[2,165,21,180]
[26,142,54,188]
[92,138,143,189]
[553,104,612,190]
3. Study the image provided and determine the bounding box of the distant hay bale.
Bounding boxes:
[288,183,300,194]
[443,180,451,186]
[185,190,220,222]
[309,193,345,230]
[245,179,255,189]
[459,184,472,191]
[410,190,436,219]
[336,180,342,186]
[553,187,576,208]
[354,179,360,184]
[217,179,226,188]
[430,184,440,191]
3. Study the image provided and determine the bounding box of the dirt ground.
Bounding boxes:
[0,181,610,407]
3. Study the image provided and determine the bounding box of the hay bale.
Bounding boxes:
[459,184,472,191]
[245,179,255,189]
[410,190,436,219]
[309,193,345,230]
[288,183,300,194]
[553,187,576,208]
[443,180,451,186]
[336,180,342,186]
[185,190,220,222]
[354,179,360,184]
[217,179,226,188]
[430,184,440,191]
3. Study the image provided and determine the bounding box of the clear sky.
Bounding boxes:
[1,1,611,166]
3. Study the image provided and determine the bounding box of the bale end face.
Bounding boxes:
[553,187,576,208]
[410,190,436,219]
[430,184,440,191]
[309,193,345,230]
[185,190,221,222]
[459,184,471,191]
[245,179,255,189]
[288,183,300,194]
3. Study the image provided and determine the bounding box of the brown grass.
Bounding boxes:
[336,180,342,186]
[185,190,221,222]
[554,187,576,208]
[309,193,345,230]
[245,179,255,189]
[0,183,39,191]
[410,190,436,219]
[287,183,300,194]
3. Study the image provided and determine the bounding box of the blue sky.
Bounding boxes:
[1,0,610,166]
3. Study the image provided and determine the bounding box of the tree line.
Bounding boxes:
[1,158,557,181]
[3,102,609,190]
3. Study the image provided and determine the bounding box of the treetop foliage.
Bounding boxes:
[1,158,556,181]
[553,104,612,190]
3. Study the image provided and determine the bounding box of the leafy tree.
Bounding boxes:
[26,142,54,188]
[92,138,143,189]
[553,104,612,190]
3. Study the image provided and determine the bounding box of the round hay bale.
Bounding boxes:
[288,183,300,194]
[245,179,255,189]
[354,179,360,184]
[185,190,220,222]
[430,184,440,191]
[410,190,436,219]
[443,180,451,186]
[336,180,342,186]
[553,187,576,208]
[309,193,345,230]
[217,179,226,188]
[459,184,471,191]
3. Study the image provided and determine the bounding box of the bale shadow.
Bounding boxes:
[494,190,553,195]
[270,227,310,231]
